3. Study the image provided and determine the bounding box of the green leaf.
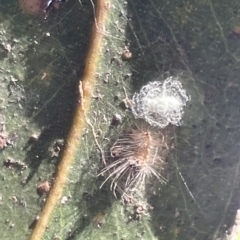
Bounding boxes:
[1,0,240,240]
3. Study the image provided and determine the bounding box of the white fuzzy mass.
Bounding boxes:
[131,77,190,128]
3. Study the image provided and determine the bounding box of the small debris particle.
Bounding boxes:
[11,196,18,203]
[111,114,123,126]
[37,181,51,195]
[27,133,40,146]
[9,223,15,228]
[0,131,8,149]
[121,49,132,61]
[123,73,131,80]
[4,158,27,170]
[49,139,64,158]
[61,195,69,205]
